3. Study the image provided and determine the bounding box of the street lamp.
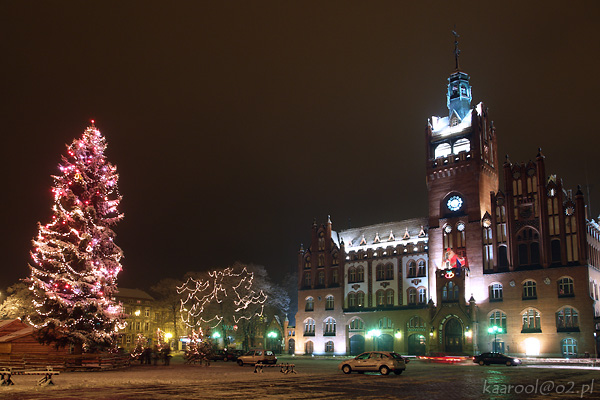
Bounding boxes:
[488,325,502,352]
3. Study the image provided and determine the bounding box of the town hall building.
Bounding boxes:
[294,43,600,358]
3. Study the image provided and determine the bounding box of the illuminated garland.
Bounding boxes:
[25,122,125,349]
[178,267,267,330]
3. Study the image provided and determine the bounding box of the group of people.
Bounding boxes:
[139,345,172,366]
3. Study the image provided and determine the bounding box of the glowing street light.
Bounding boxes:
[267,331,278,338]
[487,325,502,352]
[212,331,221,339]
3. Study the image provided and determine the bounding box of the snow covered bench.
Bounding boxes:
[0,366,60,386]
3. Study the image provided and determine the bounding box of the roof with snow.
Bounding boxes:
[430,102,483,138]
[335,217,428,252]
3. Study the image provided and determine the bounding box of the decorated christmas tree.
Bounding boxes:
[26,122,124,351]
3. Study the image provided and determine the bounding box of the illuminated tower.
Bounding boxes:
[425,35,499,304]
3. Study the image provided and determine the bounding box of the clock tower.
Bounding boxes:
[425,40,499,304]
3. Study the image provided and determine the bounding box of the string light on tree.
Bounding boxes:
[26,121,125,351]
[177,266,267,330]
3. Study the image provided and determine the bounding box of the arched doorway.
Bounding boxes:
[288,339,295,355]
[407,334,427,356]
[349,334,365,355]
[304,341,313,355]
[375,334,394,352]
[444,318,463,354]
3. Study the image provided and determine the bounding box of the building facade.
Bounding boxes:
[295,54,600,358]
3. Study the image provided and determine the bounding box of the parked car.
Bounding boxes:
[207,349,242,362]
[473,352,521,366]
[338,351,406,375]
[237,349,277,366]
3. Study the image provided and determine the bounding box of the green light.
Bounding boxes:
[212,332,221,339]
[267,331,277,338]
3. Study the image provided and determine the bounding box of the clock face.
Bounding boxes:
[447,195,463,212]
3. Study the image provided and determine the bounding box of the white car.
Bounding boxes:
[237,349,277,366]
[338,351,406,375]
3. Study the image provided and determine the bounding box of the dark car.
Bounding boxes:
[473,352,521,366]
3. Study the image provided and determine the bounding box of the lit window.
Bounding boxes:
[305,297,314,312]
[558,277,574,297]
[523,281,537,299]
[489,284,503,301]
[324,318,336,335]
[522,309,541,332]
[325,295,334,310]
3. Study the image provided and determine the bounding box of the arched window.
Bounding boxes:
[304,272,311,287]
[489,310,507,332]
[317,271,325,286]
[417,260,426,276]
[385,264,394,280]
[407,261,416,277]
[453,138,470,153]
[489,283,503,301]
[442,281,459,301]
[325,295,334,310]
[558,277,574,297]
[349,318,365,331]
[523,280,537,299]
[408,316,426,328]
[305,297,314,312]
[418,288,427,304]
[435,143,452,158]
[376,264,385,281]
[378,317,393,329]
[318,231,325,251]
[376,290,385,306]
[522,309,541,332]
[357,291,365,307]
[556,307,579,331]
[325,341,334,353]
[562,338,577,357]
[318,254,325,267]
[357,266,364,282]
[324,317,336,335]
[347,292,356,308]
[304,319,315,336]
[386,289,394,306]
[408,287,417,305]
[517,227,540,266]
[348,267,356,283]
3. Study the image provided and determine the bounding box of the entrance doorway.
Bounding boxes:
[407,334,427,356]
[349,334,365,355]
[375,334,394,352]
[444,318,463,354]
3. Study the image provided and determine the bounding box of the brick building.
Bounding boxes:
[295,48,600,358]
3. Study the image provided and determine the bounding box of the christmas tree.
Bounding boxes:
[26,122,124,351]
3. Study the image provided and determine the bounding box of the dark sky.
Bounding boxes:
[2,1,599,291]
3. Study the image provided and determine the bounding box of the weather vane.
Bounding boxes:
[452,26,460,70]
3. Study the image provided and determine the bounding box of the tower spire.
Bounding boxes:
[452,26,460,71]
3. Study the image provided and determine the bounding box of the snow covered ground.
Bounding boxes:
[2,355,600,399]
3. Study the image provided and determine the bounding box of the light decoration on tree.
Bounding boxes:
[26,122,125,350]
[178,267,267,329]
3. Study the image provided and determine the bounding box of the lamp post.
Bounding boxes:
[488,326,502,352]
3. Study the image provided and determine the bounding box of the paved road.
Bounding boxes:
[3,357,599,399]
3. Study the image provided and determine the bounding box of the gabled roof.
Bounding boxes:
[114,288,154,301]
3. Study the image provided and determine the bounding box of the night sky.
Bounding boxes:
[2,2,599,292]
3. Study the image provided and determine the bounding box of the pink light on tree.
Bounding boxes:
[26,122,124,351]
